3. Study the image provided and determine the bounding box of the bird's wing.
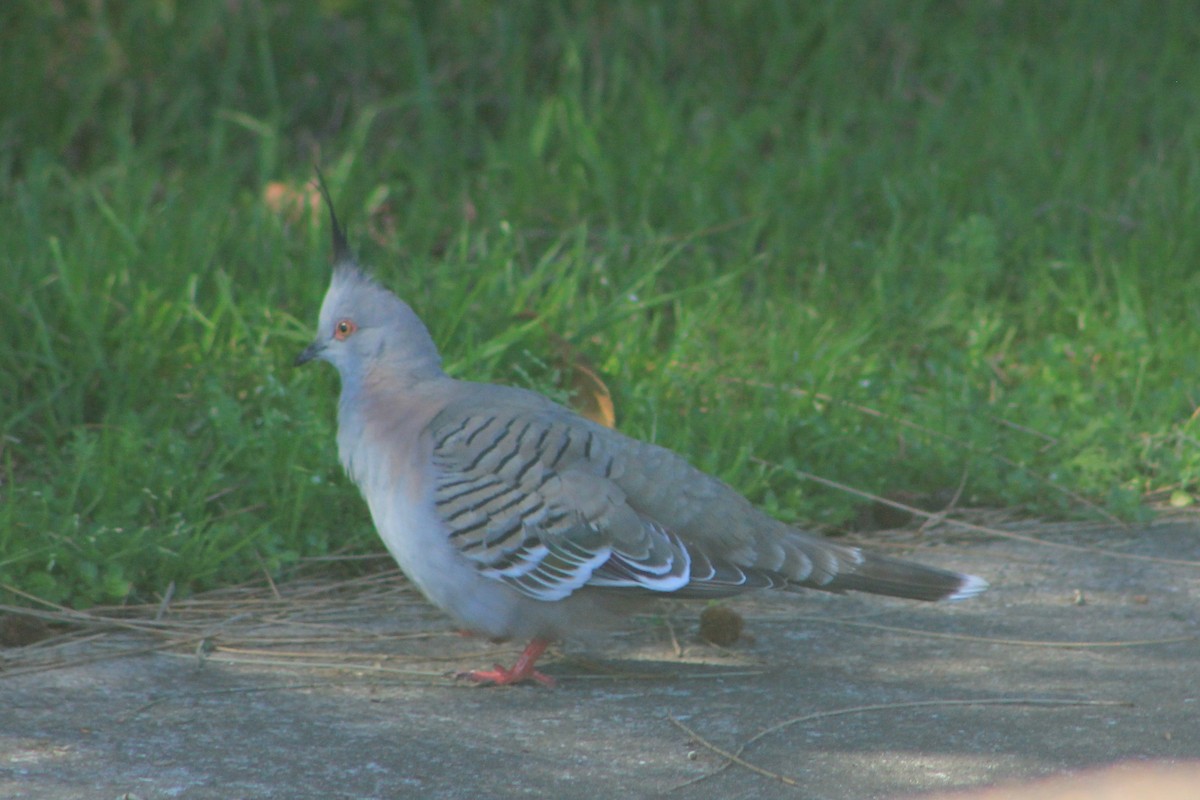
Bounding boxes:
[427,394,790,602]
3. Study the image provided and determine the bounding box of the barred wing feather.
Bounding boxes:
[430,410,697,601]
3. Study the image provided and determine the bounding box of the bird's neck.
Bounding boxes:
[336,367,451,488]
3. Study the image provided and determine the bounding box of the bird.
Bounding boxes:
[295,190,987,687]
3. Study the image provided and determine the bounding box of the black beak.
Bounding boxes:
[294,341,324,366]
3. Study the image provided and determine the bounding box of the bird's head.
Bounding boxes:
[295,177,442,385]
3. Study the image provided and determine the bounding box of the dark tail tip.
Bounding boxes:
[313,165,353,265]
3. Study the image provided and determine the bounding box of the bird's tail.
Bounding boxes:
[831,552,988,602]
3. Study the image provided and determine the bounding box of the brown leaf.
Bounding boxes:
[519,313,617,429]
[263,180,321,225]
[568,358,616,429]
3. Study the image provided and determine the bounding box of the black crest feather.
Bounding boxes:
[313,166,353,265]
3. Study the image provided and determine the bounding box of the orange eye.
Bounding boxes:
[333,319,358,341]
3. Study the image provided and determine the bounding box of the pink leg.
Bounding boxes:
[458,638,556,687]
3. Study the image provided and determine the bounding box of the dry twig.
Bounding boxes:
[670,697,1133,791]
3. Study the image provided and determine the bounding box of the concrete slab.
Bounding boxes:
[2,520,1198,799]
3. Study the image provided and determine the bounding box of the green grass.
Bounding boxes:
[3,1,1200,606]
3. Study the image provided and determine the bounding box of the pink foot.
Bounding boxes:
[456,638,556,687]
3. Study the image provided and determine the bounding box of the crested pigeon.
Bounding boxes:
[295,195,987,687]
